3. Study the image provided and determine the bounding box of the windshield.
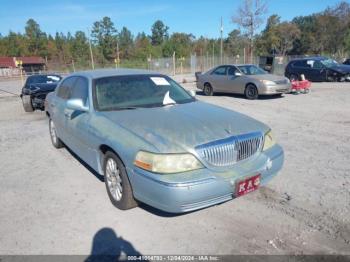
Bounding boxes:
[26,75,61,85]
[321,59,339,68]
[93,74,195,111]
[237,65,267,75]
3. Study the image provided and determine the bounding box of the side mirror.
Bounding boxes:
[188,90,196,97]
[66,99,89,112]
[234,72,242,77]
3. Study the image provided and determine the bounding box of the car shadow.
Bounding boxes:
[61,139,227,217]
[195,90,285,100]
[64,146,104,182]
[85,227,144,262]
[137,203,189,217]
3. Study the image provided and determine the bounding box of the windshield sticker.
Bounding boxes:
[150,77,170,86]
[307,60,314,67]
[48,76,60,81]
[163,91,176,105]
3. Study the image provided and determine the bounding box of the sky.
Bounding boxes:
[0,0,346,38]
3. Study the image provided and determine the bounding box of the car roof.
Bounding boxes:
[28,73,61,78]
[290,56,327,62]
[69,68,159,79]
[213,64,256,68]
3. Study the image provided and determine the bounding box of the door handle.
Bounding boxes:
[50,103,55,107]
[64,112,71,118]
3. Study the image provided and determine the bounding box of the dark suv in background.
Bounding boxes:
[285,57,350,82]
[20,74,62,112]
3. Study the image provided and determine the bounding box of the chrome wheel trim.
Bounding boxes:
[204,84,211,95]
[49,120,57,145]
[106,158,123,201]
[247,86,256,98]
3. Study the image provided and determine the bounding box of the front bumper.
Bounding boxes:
[22,93,48,110]
[127,144,284,213]
[260,84,291,95]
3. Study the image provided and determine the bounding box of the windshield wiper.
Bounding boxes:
[110,106,140,111]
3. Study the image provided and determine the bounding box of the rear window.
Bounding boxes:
[26,75,61,85]
[292,60,308,68]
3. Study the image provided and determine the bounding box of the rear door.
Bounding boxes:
[209,66,228,92]
[291,60,306,78]
[51,76,78,142]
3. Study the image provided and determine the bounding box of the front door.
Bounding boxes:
[224,66,245,94]
[64,77,97,168]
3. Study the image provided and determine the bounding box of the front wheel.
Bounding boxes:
[49,119,64,148]
[22,95,34,112]
[245,84,259,100]
[104,151,138,210]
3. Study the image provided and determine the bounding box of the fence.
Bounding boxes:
[2,54,347,79]
[0,68,21,77]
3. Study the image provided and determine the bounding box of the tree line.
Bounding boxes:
[0,1,349,69]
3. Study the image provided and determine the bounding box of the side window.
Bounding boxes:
[70,77,89,106]
[306,60,314,68]
[228,66,238,76]
[212,66,227,75]
[313,60,323,69]
[56,77,77,100]
[293,60,307,68]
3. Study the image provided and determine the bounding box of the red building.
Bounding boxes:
[0,56,46,72]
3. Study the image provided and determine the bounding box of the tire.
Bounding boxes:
[22,95,34,112]
[245,84,259,100]
[104,151,138,210]
[49,118,64,149]
[289,74,299,81]
[203,83,214,96]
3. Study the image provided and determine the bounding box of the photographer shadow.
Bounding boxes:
[85,227,143,262]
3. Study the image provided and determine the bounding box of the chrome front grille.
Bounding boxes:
[195,132,263,167]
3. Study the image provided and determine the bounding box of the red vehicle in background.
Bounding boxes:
[291,79,311,94]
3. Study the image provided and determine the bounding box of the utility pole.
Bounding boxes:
[116,42,120,68]
[172,52,176,76]
[87,28,95,70]
[220,17,223,65]
[212,42,215,67]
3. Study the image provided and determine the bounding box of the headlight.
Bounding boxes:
[134,151,203,174]
[263,130,276,151]
[260,80,276,85]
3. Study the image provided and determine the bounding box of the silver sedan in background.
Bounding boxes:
[197,64,291,99]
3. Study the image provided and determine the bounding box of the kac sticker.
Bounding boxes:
[150,77,171,86]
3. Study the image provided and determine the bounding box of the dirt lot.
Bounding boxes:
[0,78,349,256]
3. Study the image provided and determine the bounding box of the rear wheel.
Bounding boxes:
[289,74,299,81]
[49,119,64,148]
[245,84,259,100]
[22,95,34,112]
[203,83,213,96]
[104,151,138,210]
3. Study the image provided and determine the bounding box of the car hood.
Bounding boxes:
[329,64,350,74]
[246,74,287,82]
[99,101,269,153]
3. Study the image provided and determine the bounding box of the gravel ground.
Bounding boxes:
[0,78,349,256]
